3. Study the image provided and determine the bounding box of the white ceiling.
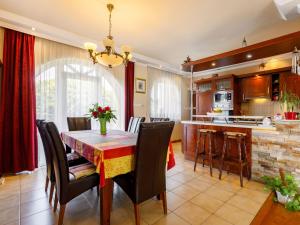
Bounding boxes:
[1,0,300,72]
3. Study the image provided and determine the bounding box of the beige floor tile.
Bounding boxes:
[152,213,190,225]
[0,194,20,211]
[213,180,242,193]
[237,188,269,205]
[204,186,235,202]
[166,192,187,211]
[171,184,200,200]
[21,188,47,204]
[20,197,51,218]
[170,173,195,183]
[166,178,182,191]
[174,202,211,225]
[20,209,56,225]
[228,195,262,215]
[140,199,167,224]
[186,179,212,192]
[243,180,265,191]
[0,206,20,225]
[202,215,233,225]
[215,204,254,225]
[191,193,224,213]
[197,175,219,185]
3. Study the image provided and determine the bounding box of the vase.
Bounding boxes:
[99,118,107,135]
[276,191,292,204]
[284,112,298,120]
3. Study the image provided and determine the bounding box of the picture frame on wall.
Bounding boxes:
[136,78,146,94]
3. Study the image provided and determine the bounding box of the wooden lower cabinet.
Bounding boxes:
[182,124,252,177]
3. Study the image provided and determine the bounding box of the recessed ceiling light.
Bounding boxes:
[31,27,36,31]
[211,62,216,67]
[246,53,253,59]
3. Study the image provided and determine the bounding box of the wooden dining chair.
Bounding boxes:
[127,117,145,133]
[45,122,100,225]
[114,122,175,225]
[66,117,91,153]
[150,117,170,122]
[36,120,89,204]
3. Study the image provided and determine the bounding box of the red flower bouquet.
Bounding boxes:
[88,103,116,135]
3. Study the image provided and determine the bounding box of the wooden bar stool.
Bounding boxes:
[194,129,218,176]
[219,131,250,187]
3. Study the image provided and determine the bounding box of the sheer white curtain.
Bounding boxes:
[35,38,125,132]
[148,67,182,121]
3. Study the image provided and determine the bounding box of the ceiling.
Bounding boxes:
[1,0,300,72]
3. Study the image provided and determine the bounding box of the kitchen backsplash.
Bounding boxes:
[241,98,282,116]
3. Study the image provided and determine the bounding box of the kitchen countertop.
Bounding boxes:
[181,120,277,131]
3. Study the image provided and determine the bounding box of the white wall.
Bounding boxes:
[133,63,189,141]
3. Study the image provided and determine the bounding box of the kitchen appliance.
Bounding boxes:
[213,90,234,110]
[213,90,234,123]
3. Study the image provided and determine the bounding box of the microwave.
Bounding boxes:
[213,90,233,110]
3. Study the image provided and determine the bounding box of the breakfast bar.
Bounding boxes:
[182,117,300,181]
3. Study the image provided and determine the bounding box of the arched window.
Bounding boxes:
[149,67,181,121]
[36,58,123,131]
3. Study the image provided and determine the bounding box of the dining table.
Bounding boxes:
[61,129,176,225]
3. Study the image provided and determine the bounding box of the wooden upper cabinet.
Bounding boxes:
[216,78,233,90]
[196,91,213,115]
[241,75,271,100]
[280,72,300,97]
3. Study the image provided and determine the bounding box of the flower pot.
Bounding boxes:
[99,118,107,135]
[284,112,298,120]
[276,191,292,204]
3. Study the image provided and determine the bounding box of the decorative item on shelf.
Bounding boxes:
[280,86,300,120]
[84,3,132,68]
[184,56,191,64]
[262,169,299,210]
[135,78,146,94]
[292,47,300,75]
[88,103,116,135]
[242,36,248,47]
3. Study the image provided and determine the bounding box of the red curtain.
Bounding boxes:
[125,61,134,130]
[0,29,37,174]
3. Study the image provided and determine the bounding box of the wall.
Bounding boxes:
[133,63,189,141]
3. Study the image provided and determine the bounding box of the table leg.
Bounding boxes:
[100,178,113,225]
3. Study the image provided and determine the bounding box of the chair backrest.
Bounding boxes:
[36,120,55,182]
[67,117,91,131]
[45,122,70,202]
[134,122,174,203]
[127,117,146,133]
[150,117,170,122]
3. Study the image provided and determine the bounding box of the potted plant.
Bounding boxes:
[88,103,116,135]
[280,87,300,120]
[262,173,299,205]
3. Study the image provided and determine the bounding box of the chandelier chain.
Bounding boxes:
[109,9,112,38]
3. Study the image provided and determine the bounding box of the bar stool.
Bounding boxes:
[219,131,250,187]
[194,129,218,176]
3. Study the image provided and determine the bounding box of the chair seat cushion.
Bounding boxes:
[69,163,97,180]
[67,152,81,161]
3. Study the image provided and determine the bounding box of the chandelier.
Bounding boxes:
[292,47,300,75]
[84,4,132,68]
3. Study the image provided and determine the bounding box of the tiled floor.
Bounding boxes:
[0,143,270,225]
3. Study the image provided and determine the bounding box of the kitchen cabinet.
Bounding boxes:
[196,91,213,115]
[216,78,233,90]
[241,75,271,101]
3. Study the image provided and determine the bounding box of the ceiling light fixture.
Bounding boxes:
[211,62,216,67]
[84,4,132,68]
[31,27,36,31]
[292,47,300,75]
[246,53,253,59]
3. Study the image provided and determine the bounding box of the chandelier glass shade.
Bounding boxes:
[84,4,132,68]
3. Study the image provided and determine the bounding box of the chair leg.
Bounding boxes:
[58,204,66,225]
[219,136,227,180]
[45,176,49,193]
[54,191,58,212]
[202,134,206,167]
[237,137,243,187]
[160,192,167,215]
[208,133,213,177]
[49,182,55,204]
[134,203,140,225]
[194,132,200,172]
